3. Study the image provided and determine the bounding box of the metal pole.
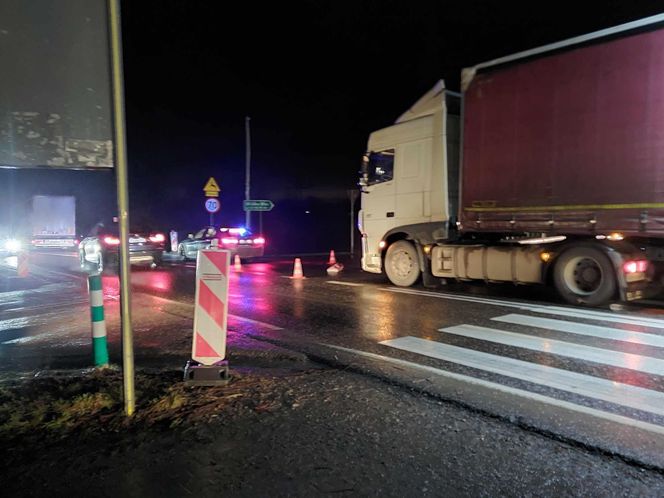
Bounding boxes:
[349,190,358,259]
[245,116,251,229]
[108,0,135,416]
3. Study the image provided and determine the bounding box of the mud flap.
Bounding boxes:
[414,241,438,289]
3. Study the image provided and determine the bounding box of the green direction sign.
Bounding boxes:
[243,199,274,212]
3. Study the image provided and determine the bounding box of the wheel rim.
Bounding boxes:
[390,249,415,279]
[562,256,603,295]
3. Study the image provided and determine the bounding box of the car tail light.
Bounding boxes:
[253,237,265,245]
[221,237,238,245]
[149,233,165,243]
[103,235,121,245]
[623,260,648,274]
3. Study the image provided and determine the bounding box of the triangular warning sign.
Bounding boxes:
[195,331,221,358]
[203,177,220,193]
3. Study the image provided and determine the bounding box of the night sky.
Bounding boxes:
[1,1,663,253]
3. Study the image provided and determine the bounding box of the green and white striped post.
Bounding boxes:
[88,274,109,367]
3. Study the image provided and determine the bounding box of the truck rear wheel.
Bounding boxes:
[385,240,420,287]
[553,246,616,306]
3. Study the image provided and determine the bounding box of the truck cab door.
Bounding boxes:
[360,149,396,272]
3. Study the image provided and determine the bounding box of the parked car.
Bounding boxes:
[79,219,165,272]
[178,226,265,261]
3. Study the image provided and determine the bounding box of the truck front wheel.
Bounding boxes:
[553,246,616,306]
[385,240,420,287]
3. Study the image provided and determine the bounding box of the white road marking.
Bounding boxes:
[326,281,363,287]
[322,343,664,435]
[493,314,664,348]
[382,287,664,329]
[38,252,77,258]
[0,317,29,332]
[144,293,283,330]
[441,324,664,376]
[0,306,84,333]
[380,336,664,417]
[228,314,283,330]
[145,294,194,307]
[41,268,87,282]
[1,299,89,315]
[524,307,664,330]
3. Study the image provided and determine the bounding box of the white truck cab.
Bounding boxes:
[359,80,460,283]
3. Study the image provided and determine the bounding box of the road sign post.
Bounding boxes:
[243,199,274,211]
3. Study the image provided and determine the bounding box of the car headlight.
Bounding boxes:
[4,239,21,252]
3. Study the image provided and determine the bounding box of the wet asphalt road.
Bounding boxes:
[2,250,664,474]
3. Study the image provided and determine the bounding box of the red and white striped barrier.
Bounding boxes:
[16,251,29,278]
[192,248,230,365]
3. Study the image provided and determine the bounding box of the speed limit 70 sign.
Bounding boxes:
[205,198,220,213]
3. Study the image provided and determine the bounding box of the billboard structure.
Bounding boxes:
[0,0,113,169]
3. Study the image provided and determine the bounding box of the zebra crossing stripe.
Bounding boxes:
[382,287,664,329]
[322,343,664,436]
[380,336,664,418]
[441,324,664,376]
[88,274,109,367]
[492,314,664,348]
[326,281,364,287]
[524,307,664,330]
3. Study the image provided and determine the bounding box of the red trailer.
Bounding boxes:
[461,24,664,237]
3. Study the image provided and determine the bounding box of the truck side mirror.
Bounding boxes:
[187,233,194,239]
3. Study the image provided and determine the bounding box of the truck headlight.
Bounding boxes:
[5,239,21,252]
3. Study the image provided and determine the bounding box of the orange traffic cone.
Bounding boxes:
[234,254,242,271]
[291,257,305,279]
[327,249,336,265]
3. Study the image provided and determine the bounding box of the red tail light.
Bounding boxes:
[149,233,165,243]
[221,237,238,245]
[253,237,265,245]
[623,260,648,274]
[103,235,121,246]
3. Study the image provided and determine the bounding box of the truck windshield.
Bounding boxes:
[362,149,394,186]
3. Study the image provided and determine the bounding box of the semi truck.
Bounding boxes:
[31,195,77,248]
[358,14,664,306]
